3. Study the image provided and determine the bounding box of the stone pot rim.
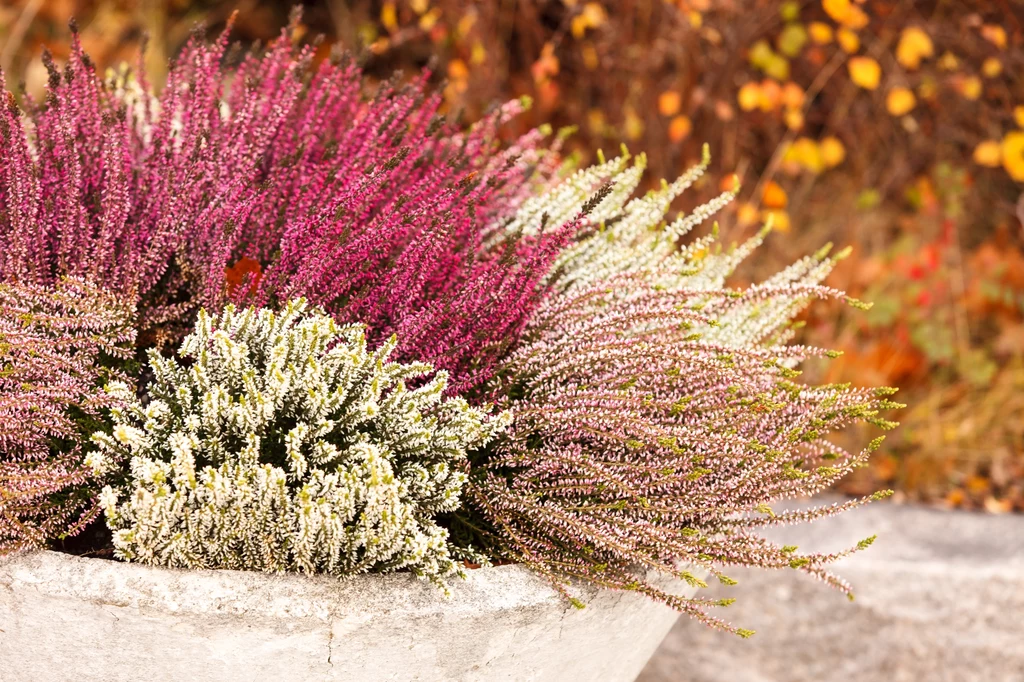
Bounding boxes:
[0,549,596,620]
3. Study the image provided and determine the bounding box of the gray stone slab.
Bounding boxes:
[638,499,1024,682]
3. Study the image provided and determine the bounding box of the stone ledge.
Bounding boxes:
[638,498,1024,682]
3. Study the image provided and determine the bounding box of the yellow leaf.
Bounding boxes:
[981,24,1008,49]
[456,13,477,38]
[809,22,834,45]
[848,56,881,90]
[668,115,692,143]
[736,202,759,226]
[973,140,1002,167]
[917,77,938,100]
[581,43,599,70]
[571,15,589,39]
[895,27,934,70]
[572,2,607,37]
[764,54,790,81]
[587,108,607,135]
[961,75,982,101]
[937,51,959,71]
[418,8,441,31]
[1014,105,1024,128]
[777,23,809,58]
[583,2,608,26]
[842,6,869,29]
[836,28,860,54]
[821,0,850,23]
[688,11,703,28]
[820,136,846,168]
[822,0,868,28]
[886,87,916,116]
[982,57,1002,78]
[762,180,788,208]
[784,108,804,130]
[1002,132,1024,182]
[410,0,429,13]
[737,82,761,111]
[659,91,683,117]
[792,137,824,173]
[624,106,644,141]
[381,1,398,31]
[749,40,775,69]
[763,209,791,233]
[470,42,487,66]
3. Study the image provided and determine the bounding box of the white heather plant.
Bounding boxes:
[86,299,509,588]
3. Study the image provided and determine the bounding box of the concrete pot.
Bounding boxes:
[0,550,698,682]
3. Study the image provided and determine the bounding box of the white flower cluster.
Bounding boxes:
[87,300,509,588]
[499,146,849,350]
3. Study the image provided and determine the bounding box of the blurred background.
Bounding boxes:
[3,0,1023,513]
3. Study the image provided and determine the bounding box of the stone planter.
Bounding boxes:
[0,551,698,682]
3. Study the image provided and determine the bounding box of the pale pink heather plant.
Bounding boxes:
[0,278,135,552]
[465,155,902,636]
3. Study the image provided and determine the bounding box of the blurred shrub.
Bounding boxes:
[3,0,1022,509]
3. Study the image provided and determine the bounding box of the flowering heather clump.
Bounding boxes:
[0,14,570,391]
[466,153,901,635]
[1,17,899,637]
[87,300,508,586]
[0,279,135,552]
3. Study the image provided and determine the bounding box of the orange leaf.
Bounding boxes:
[658,90,682,117]
[981,24,1008,49]
[380,2,398,31]
[762,180,788,209]
[668,115,692,142]
[225,257,263,297]
[973,140,1002,167]
[781,81,805,110]
[809,22,834,44]
[447,59,469,81]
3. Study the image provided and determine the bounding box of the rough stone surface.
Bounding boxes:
[0,551,698,682]
[638,499,1024,682]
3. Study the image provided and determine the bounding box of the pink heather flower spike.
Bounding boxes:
[0,278,135,552]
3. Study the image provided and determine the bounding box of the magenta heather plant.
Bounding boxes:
[0,15,570,393]
[0,278,135,552]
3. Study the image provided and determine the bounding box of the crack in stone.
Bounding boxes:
[325,622,335,679]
